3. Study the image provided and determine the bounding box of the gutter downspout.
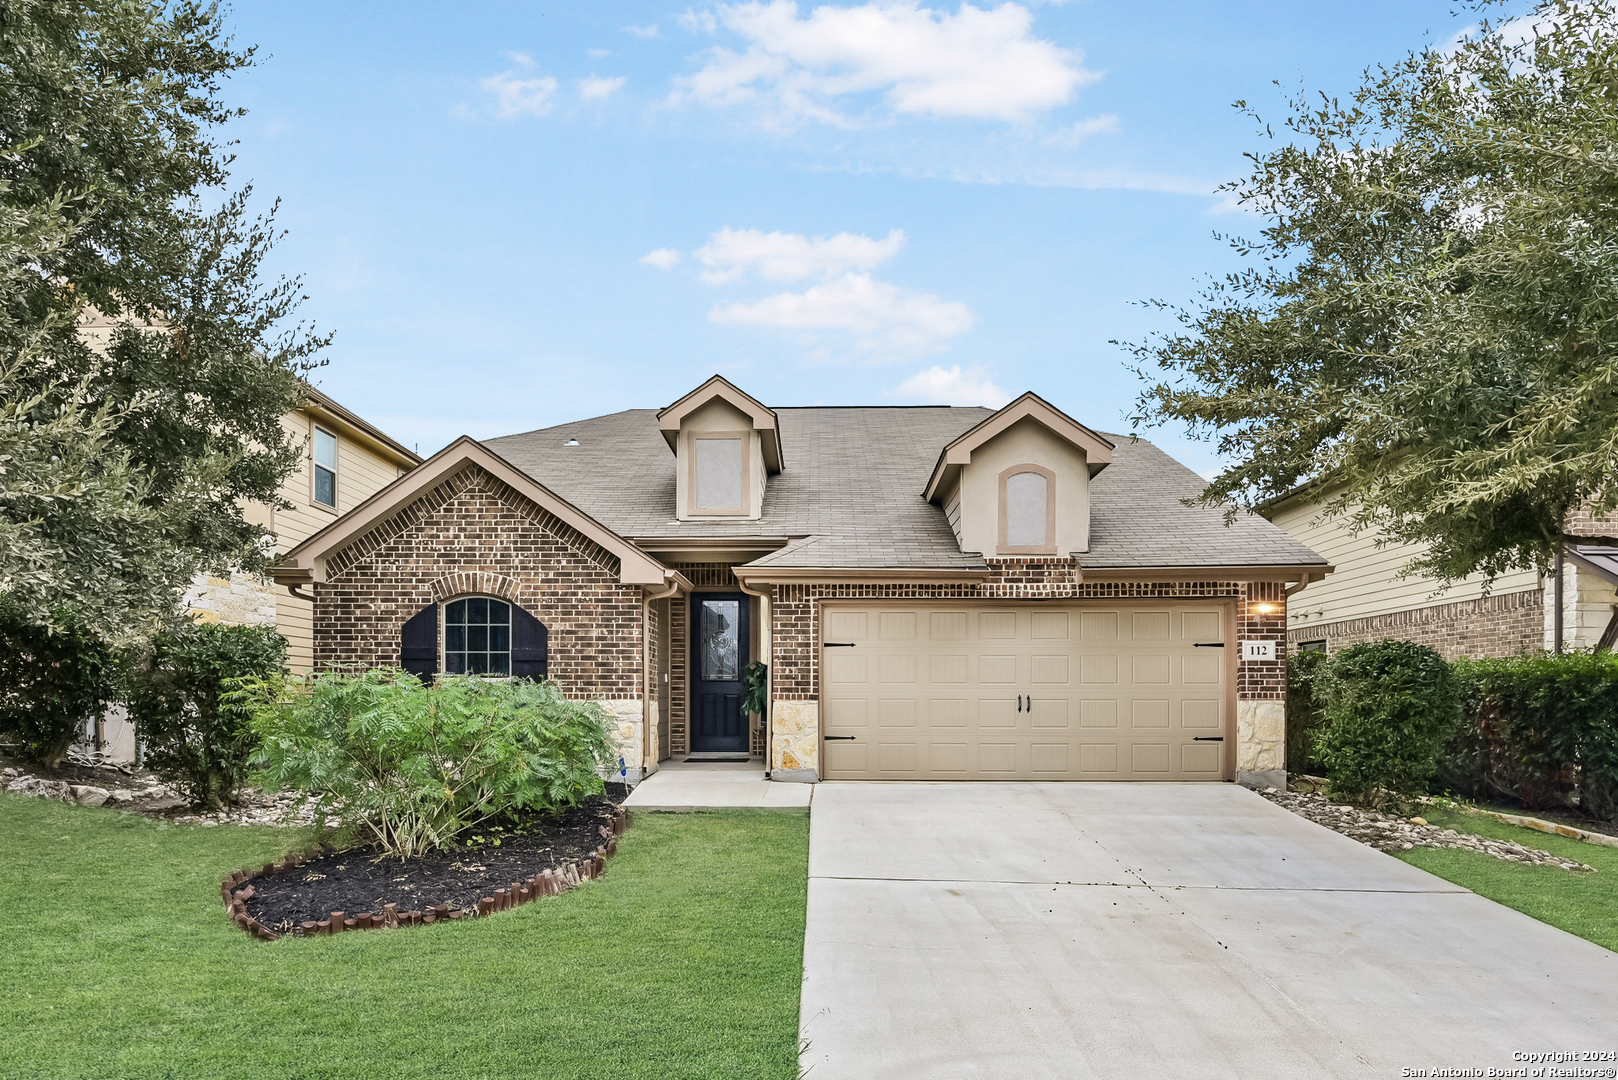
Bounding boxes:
[734,575,773,779]
[1554,547,1565,654]
[644,571,688,780]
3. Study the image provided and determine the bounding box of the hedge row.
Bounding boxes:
[1288,644,1618,818]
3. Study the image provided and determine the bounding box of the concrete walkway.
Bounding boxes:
[800,783,1618,1079]
[621,760,812,811]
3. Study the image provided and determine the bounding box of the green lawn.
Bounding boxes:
[0,794,808,1080]
[1394,806,1618,953]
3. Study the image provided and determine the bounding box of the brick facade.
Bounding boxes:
[768,559,1288,702]
[1286,587,1543,661]
[314,464,645,699]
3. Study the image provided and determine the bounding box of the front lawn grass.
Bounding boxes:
[0,794,808,1080]
[1394,806,1618,954]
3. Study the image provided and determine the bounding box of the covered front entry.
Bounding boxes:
[819,601,1232,780]
[689,593,751,754]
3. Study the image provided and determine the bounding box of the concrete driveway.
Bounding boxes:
[799,783,1618,1079]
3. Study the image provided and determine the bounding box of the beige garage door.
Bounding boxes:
[820,603,1230,781]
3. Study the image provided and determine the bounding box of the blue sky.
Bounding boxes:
[220,0,1475,472]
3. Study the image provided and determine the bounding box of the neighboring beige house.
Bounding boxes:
[1263,490,1618,658]
[274,376,1331,791]
[95,389,419,762]
[183,388,422,669]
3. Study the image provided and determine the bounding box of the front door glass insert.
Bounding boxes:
[700,600,740,681]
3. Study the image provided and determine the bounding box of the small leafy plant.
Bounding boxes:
[242,671,616,858]
[0,612,117,768]
[1315,639,1459,810]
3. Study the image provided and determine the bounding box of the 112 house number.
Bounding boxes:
[1241,640,1276,661]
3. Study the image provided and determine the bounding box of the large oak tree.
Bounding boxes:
[1130,0,1618,583]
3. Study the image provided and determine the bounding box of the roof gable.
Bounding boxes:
[273,436,671,587]
[922,392,1115,504]
[657,375,784,473]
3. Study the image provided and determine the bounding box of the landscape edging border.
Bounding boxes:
[220,805,628,941]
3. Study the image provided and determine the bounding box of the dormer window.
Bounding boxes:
[693,433,746,514]
[1000,465,1056,554]
[658,375,785,521]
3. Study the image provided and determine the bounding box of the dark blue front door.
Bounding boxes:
[690,594,750,753]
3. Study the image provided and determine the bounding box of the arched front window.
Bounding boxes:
[445,596,511,675]
[999,464,1056,554]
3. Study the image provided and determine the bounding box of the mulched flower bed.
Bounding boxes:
[234,784,630,938]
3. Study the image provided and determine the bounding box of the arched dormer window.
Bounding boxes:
[998,464,1056,555]
[399,597,548,683]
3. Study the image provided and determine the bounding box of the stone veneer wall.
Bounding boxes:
[313,464,645,704]
[768,560,1290,782]
[183,571,278,627]
[1287,588,1543,661]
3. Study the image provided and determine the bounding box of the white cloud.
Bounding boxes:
[709,272,973,356]
[588,48,611,59]
[580,75,628,100]
[507,51,536,68]
[625,23,662,38]
[641,247,683,269]
[893,364,1009,406]
[695,227,904,283]
[671,1,1096,125]
[483,71,558,117]
[1043,113,1118,146]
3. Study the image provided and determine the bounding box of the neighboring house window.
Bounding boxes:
[999,464,1056,554]
[312,426,338,508]
[444,597,511,675]
[1299,640,1327,654]
[693,434,745,513]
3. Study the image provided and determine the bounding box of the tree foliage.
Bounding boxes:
[1129,0,1618,583]
[124,621,287,808]
[0,0,326,638]
[0,610,117,768]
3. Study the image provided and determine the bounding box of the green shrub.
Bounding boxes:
[1445,652,1618,819]
[0,614,117,768]
[1285,649,1330,775]
[1315,639,1460,809]
[124,622,288,808]
[244,671,617,858]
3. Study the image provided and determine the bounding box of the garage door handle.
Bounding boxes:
[1193,736,1224,742]
[824,642,857,648]
[824,735,857,741]
[1017,694,1023,712]
[1193,642,1225,648]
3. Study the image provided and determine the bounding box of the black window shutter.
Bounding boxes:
[510,603,548,682]
[400,605,438,684]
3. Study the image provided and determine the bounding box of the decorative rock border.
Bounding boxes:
[221,806,628,941]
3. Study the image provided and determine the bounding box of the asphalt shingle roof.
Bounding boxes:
[483,407,1326,571]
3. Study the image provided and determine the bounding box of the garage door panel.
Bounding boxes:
[1079,743,1119,774]
[1080,699,1118,728]
[877,698,916,728]
[929,611,968,640]
[1183,699,1221,729]
[978,743,1017,773]
[979,698,1018,728]
[1133,700,1170,728]
[1031,654,1069,684]
[1031,743,1070,773]
[826,610,868,640]
[1029,698,1069,729]
[979,654,1017,683]
[879,611,917,641]
[820,603,1229,781]
[1133,744,1171,773]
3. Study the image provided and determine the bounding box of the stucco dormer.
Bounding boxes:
[923,392,1114,558]
[658,375,783,521]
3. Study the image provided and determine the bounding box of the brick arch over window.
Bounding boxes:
[426,572,520,605]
